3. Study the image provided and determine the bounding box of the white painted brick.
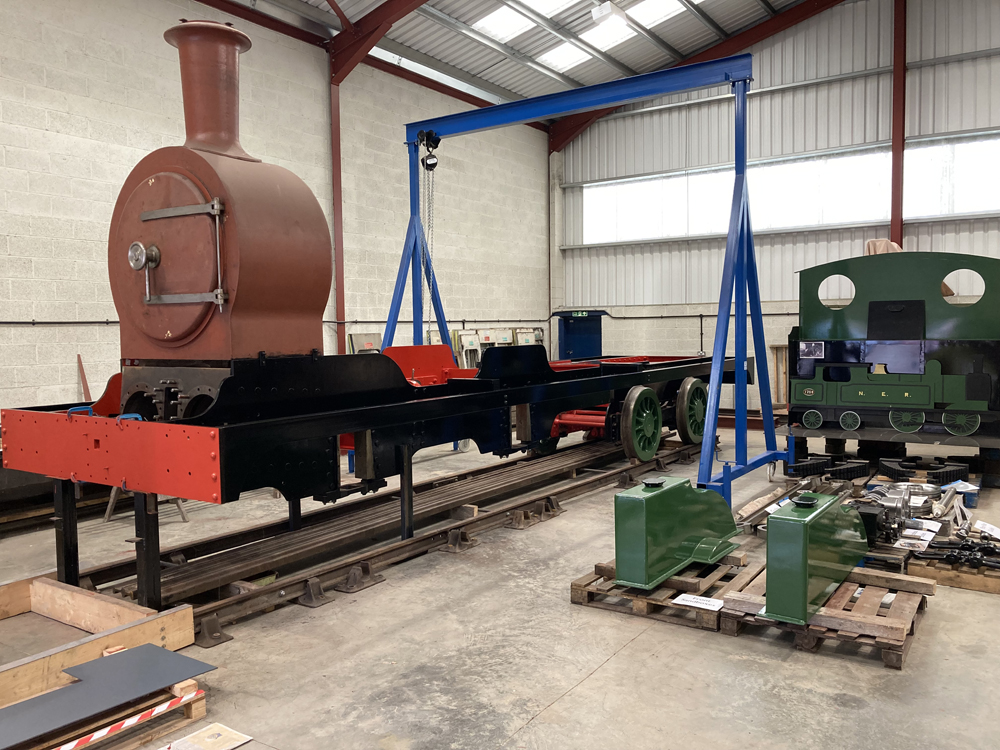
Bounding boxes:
[5,145,49,171]
[28,171,72,197]
[1,57,45,85]
[7,191,52,215]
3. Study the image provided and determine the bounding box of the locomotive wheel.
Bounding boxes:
[942,412,980,437]
[839,411,861,431]
[889,410,924,433]
[802,409,824,430]
[675,377,708,445]
[621,386,663,462]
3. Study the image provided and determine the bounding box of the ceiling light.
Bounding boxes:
[592,2,628,25]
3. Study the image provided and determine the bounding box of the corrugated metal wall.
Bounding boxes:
[560,0,1000,309]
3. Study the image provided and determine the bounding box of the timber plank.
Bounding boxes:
[30,579,152,634]
[847,567,936,595]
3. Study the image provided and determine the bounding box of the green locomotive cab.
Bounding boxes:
[788,252,999,437]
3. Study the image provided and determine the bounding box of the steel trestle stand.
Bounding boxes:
[54,478,80,587]
[133,491,161,610]
[287,496,302,532]
[398,444,414,540]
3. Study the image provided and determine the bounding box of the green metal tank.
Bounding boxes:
[614,476,739,590]
[764,492,868,625]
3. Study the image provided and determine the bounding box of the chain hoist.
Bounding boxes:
[417,130,439,342]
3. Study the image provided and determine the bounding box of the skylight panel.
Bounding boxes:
[523,0,579,16]
[473,7,535,43]
[537,42,591,72]
[627,0,687,28]
[581,14,636,50]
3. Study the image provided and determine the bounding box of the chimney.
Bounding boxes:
[164,20,253,159]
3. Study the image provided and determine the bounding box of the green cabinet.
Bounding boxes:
[614,477,739,590]
[764,493,868,625]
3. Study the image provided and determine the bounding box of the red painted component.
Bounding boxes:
[329,0,429,85]
[551,408,609,439]
[549,0,848,152]
[890,0,906,245]
[91,373,123,418]
[330,71,348,355]
[0,409,222,504]
[382,345,477,385]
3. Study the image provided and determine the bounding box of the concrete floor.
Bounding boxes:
[2,431,999,749]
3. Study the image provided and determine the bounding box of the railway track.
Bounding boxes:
[78,437,700,643]
[185,438,701,645]
[115,439,626,605]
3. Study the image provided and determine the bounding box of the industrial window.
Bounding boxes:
[903,136,1000,219]
[581,149,892,244]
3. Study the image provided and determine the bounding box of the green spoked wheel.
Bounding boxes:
[675,377,709,445]
[621,386,663,462]
[889,410,925,433]
[839,411,862,431]
[802,409,824,429]
[942,412,981,437]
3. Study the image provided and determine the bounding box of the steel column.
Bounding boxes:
[288,497,302,532]
[53,479,79,586]
[410,143,423,347]
[890,0,907,245]
[133,492,161,610]
[329,70,347,355]
[697,79,786,504]
[398,444,414,539]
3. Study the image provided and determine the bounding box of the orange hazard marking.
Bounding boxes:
[0,409,223,504]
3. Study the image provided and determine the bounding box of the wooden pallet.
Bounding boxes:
[721,567,935,669]
[570,542,761,631]
[908,557,1000,595]
[24,681,206,750]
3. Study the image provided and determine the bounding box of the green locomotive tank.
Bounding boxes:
[788,252,1000,437]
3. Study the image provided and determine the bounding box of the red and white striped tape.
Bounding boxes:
[54,689,205,750]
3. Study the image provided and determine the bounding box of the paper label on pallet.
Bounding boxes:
[974,520,1000,538]
[903,529,936,542]
[765,498,792,515]
[673,593,725,611]
[893,538,930,551]
[911,519,943,534]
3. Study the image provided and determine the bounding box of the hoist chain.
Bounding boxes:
[422,149,436,340]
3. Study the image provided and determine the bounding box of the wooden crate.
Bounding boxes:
[570,546,761,632]
[721,566,935,669]
[0,575,194,709]
[907,557,1000,595]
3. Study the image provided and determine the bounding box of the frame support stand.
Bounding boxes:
[134,491,162,610]
[54,479,79,587]
[287,496,302,532]
[398,444,414,540]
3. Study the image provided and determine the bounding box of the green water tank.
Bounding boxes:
[764,492,868,625]
[614,476,739,590]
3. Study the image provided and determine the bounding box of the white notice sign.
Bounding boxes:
[674,594,725,611]
[974,520,1000,539]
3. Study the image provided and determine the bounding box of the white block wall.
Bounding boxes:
[0,0,550,410]
[337,64,549,350]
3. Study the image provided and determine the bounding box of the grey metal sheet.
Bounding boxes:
[0,644,215,750]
